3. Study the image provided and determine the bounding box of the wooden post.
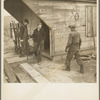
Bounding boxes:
[10,23,12,38]
[92,7,95,50]
[50,29,55,57]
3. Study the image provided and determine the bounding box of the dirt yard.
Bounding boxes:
[4,34,97,83]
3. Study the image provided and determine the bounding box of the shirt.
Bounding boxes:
[66,30,82,50]
[31,28,46,44]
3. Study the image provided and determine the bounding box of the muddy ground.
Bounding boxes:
[4,34,96,83]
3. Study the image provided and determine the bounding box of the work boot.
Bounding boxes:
[80,65,84,73]
[64,66,70,71]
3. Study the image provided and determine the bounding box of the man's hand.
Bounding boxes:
[65,46,68,52]
[65,49,68,52]
[28,35,31,39]
[20,40,23,42]
[41,40,44,44]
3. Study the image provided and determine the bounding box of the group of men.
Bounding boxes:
[18,18,84,73]
[19,19,45,65]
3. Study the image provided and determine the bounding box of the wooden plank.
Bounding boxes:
[4,73,8,83]
[42,52,53,59]
[54,37,94,52]
[11,66,36,83]
[50,29,55,57]
[54,46,95,56]
[6,55,33,64]
[86,6,93,36]
[4,58,19,83]
[4,53,18,58]
[20,63,50,83]
[93,6,97,36]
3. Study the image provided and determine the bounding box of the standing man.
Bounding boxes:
[19,18,29,57]
[30,23,46,64]
[64,25,84,73]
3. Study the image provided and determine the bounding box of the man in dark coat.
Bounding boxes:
[64,25,84,73]
[30,23,46,64]
[19,19,29,57]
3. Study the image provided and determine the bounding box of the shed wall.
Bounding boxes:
[22,0,97,56]
[51,2,97,55]
[4,0,97,57]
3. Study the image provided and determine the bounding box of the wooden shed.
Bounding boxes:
[4,0,97,59]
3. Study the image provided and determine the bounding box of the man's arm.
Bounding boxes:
[30,30,35,38]
[65,34,72,52]
[79,38,82,48]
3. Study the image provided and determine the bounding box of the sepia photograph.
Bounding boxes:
[3,0,97,83]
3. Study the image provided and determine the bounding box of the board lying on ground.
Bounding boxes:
[11,65,37,83]
[4,58,20,83]
[20,63,50,83]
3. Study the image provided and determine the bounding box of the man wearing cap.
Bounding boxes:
[64,25,84,73]
[30,23,46,64]
[19,18,29,57]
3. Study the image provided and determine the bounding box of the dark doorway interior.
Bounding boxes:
[41,21,50,56]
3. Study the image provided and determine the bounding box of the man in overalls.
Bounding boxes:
[64,25,84,73]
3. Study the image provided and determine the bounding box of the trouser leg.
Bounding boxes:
[37,45,42,63]
[32,43,38,57]
[26,42,30,55]
[19,47,22,54]
[32,43,42,63]
[75,51,84,73]
[19,42,25,57]
[22,43,25,55]
[65,50,74,71]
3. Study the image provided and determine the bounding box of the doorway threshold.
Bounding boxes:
[42,52,53,60]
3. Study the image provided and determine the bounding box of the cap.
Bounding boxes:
[23,18,29,23]
[69,25,76,28]
[38,22,42,26]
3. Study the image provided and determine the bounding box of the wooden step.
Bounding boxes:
[20,63,50,83]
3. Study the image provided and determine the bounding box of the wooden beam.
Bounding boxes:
[5,55,33,64]
[11,66,36,83]
[20,63,50,83]
[4,58,19,83]
[50,29,55,57]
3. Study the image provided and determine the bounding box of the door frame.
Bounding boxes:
[85,5,96,37]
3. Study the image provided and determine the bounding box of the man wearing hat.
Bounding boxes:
[19,18,30,57]
[30,22,46,64]
[64,25,84,73]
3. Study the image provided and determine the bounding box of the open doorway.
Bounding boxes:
[41,21,50,57]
